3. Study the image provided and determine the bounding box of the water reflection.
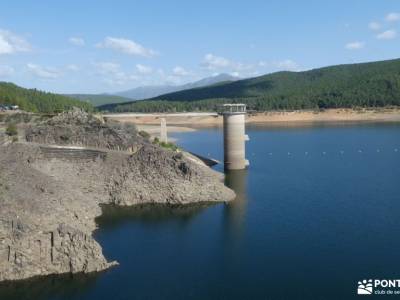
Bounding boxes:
[223,170,249,237]
[96,203,211,229]
[0,272,99,300]
[0,204,213,300]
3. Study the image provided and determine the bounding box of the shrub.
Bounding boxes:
[159,141,178,151]
[152,137,178,151]
[138,130,150,139]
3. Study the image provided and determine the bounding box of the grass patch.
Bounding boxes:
[153,137,179,151]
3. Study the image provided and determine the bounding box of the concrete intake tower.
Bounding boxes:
[220,104,249,170]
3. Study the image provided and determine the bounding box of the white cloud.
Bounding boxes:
[27,63,60,79]
[156,68,165,77]
[96,37,157,57]
[202,53,231,70]
[345,41,365,50]
[93,61,139,86]
[69,37,85,46]
[66,64,79,71]
[201,53,253,73]
[136,64,152,74]
[202,55,300,77]
[102,78,128,86]
[234,62,253,71]
[376,29,397,40]
[258,61,268,67]
[0,65,14,77]
[93,62,120,74]
[0,29,31,55]
[273,59,300,71]
[385,12,400,22]
[368,21,381,31]
[172,66,190,76]
[258,59,301,71]
[101,71,136,86]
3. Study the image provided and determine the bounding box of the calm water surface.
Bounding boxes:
[1,123,400,299]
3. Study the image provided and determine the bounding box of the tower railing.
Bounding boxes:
[218,104,246,115]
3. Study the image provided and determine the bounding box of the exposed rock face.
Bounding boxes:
[0,220,114,282]
[25,108,140,151]
[0,143,116,281]
[106,145,231,205]
[0,132,6,146]
[0,110,235,282]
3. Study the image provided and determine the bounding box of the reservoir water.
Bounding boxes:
[1,123,400,299]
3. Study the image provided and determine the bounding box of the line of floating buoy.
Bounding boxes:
[264,148,400,156]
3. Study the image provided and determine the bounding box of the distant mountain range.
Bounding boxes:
[65,73,239,107]
[115,73,240,100]
[100,58,400,112]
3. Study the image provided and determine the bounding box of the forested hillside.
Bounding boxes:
[101,58,400,112]
[65,94,132,107]
[0,82,93,113]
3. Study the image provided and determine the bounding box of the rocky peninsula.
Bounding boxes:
[0,109,235,282]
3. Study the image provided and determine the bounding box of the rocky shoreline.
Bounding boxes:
[0,110,235,282]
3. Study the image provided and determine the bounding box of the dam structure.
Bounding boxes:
[220,104,249,170]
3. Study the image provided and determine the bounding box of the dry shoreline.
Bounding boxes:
[103,108,400,133]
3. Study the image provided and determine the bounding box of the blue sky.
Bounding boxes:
[0,0,399,94]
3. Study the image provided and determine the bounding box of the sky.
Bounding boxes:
[0,0,399,94]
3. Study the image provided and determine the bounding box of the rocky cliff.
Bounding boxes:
[25,108,140,151]
[0,110,235,281]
